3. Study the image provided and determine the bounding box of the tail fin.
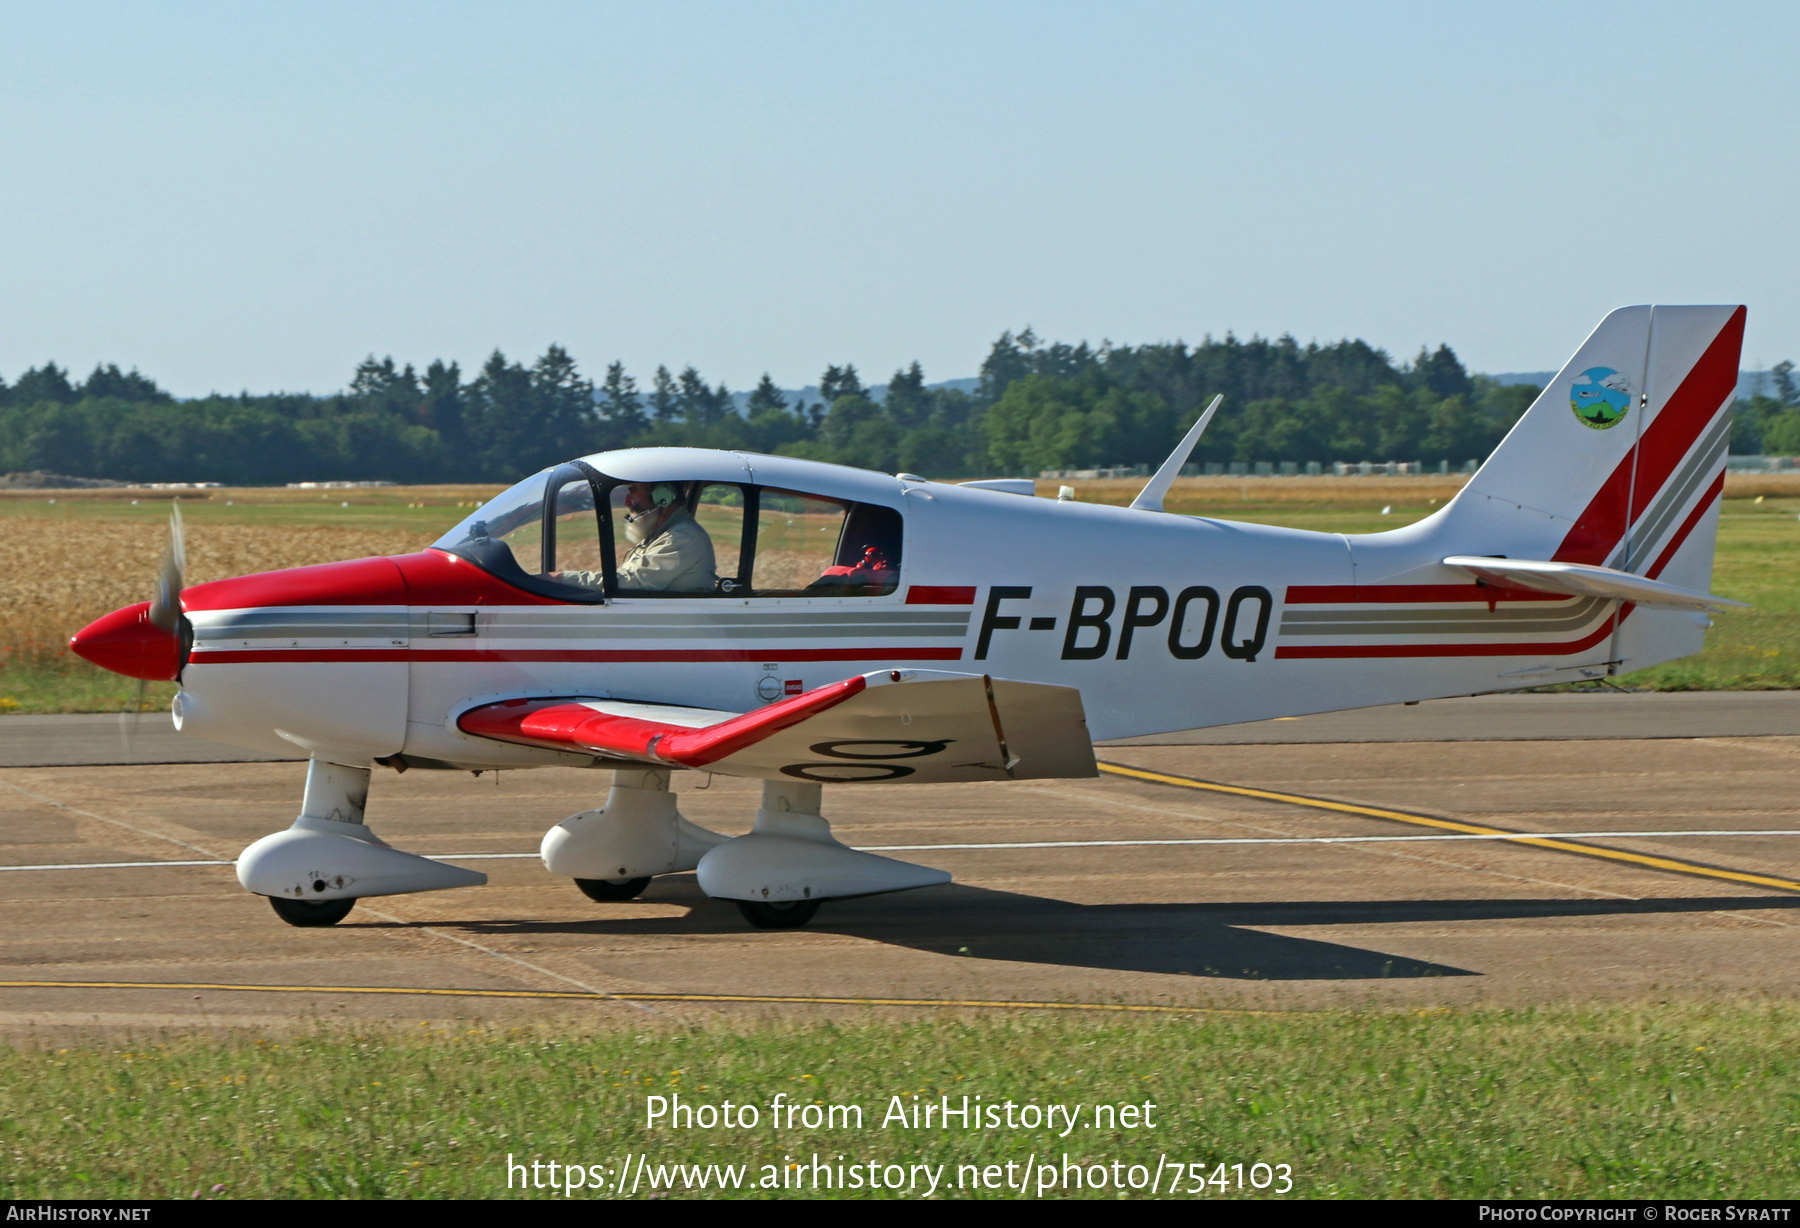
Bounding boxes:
[1445,303,1743,577]
[1336,305,1743,683]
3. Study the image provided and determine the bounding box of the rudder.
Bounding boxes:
[1439,303,1742,580]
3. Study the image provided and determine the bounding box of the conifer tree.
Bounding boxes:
[650,365,678,420]
[746,373,789,416]
[599,361,647,441]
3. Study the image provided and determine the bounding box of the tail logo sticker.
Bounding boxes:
[1571,367,1632,430]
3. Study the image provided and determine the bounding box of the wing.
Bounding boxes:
[1442,556,1747,612]
[456,669,1096,783]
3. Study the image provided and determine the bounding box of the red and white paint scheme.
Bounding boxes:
[71,305,1748,929]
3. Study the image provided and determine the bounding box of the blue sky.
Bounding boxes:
[1,1,1795,396]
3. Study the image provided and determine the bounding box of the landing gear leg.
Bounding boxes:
[238,757,487,924]
[696,781,950,929]
[542,768,727,906]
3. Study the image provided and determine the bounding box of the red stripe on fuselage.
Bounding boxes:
[1553,307,1744,566]
[1273,614,1619,660]
[1276,471,1722,662]
[906,585,976,605]
[1283,584,1566,604]
[189,646,965,665]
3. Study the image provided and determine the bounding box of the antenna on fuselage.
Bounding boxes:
[1129,393,1222,512]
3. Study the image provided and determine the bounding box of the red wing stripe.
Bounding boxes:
[1554,306,1745,566]
[457,676,869,767]
[658,676,868,766]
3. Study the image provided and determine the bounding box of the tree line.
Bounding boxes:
[10,329,1784,486]
[1728,361,1800,455]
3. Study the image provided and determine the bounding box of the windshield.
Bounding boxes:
[432,471,550,569]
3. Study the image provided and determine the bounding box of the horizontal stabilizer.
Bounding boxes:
[458,669,1096,783]
[1442,556,1747,612]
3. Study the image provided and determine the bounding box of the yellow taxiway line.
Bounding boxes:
[1096,761,1800,894]
[0,979,1245,1015]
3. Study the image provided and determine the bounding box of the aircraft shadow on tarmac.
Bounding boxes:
[410,881,1799,982]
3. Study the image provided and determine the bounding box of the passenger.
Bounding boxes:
[556,482,717,593]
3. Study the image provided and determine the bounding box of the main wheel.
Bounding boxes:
[268,895,355,927]
[736,899,821,930]
[575,876,653,903]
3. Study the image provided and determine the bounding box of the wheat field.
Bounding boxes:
[1,519,441,666]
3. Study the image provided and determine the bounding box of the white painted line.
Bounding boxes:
[0,859,232,871]
[0,853,539,872]
[859,830,1800,852]
[5,832,1797,874]
[422,853,542,861]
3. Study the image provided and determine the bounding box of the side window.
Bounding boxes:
[433,466,602,601]
[479,471,550,575]
[546,476,605,589]
[752,490,848,595]
[606,480,743,596]
[824,502,903,596]
[694,484,749,591]
[751,490,902,597]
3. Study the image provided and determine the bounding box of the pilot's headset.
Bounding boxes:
[623,481,684,542]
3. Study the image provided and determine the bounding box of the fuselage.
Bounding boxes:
[75,445,1678,771]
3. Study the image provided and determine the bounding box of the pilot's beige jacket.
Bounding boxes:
[617,508,718,592]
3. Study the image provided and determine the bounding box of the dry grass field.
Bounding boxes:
[1,474,1796,712]
[0,486,499,712]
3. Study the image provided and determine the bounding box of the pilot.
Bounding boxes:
[556,482,717,593]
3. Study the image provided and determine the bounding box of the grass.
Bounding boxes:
[0,487,491,714]
[1,477,1795,713]
[0,1003,1795,1199]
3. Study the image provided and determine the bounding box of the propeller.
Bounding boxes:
[121,501,186,758]
[148,500,186,632]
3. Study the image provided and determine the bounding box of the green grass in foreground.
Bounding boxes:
[0,659,176,717]
[2,1004,1796,1199]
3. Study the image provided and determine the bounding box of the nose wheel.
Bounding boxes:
[735,899,821,929]
[268,896,356,927]
[575,876,653,902]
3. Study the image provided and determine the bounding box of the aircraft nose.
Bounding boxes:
[69,602,183,681]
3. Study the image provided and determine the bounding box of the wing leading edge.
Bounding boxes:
[457,669,1097,784]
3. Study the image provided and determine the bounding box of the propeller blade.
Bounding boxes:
[147,501,186,632]
[119,677,148,760]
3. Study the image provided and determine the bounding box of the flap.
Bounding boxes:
[1442,556,1747,612]
[457,669,1096,783]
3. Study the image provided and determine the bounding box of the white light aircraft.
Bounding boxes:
[72,305,1747,929]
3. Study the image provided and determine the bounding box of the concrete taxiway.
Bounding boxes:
[2,694,1797,1034]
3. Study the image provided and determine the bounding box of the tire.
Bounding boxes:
[268,895,355,927]
[575,876,653,903]
[736,898,821,930]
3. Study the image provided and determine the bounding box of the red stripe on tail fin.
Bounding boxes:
[1553,306,1744,566]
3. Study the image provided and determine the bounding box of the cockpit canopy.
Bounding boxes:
[432,462,903,601]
